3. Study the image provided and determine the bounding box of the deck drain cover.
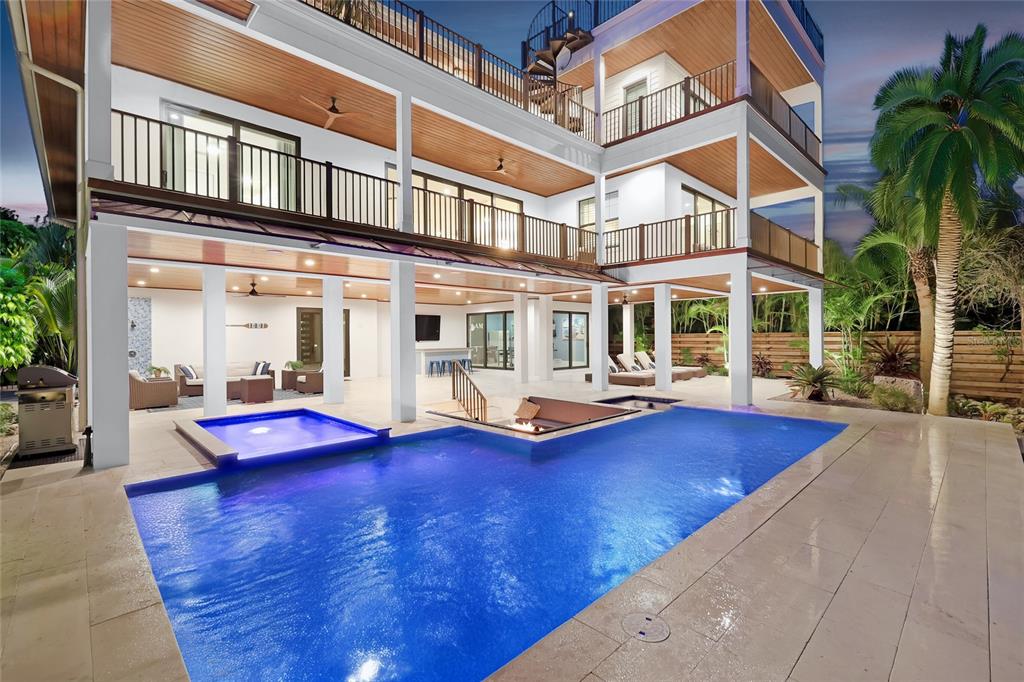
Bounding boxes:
[621,613,670,642]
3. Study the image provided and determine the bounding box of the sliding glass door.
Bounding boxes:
[466,312,514,369]
[552,311,589,369]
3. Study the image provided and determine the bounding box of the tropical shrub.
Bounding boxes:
[838,374,874,399]
[865,336,918,378]
[787,364,839,401]
[752,353,774,378]
[679,347,695,366]
[695,353,712,368]
[872,385,918,412]
[0,260,36,377]
[975,401,1009,422]
[0,403,15,436]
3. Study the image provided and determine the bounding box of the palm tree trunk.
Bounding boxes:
[908,249,934,389]
[927,195,961,415]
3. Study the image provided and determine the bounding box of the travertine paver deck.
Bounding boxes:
[1,375,1021,681]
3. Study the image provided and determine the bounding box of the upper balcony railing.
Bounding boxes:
[110,110,597,266]
[603,207,820,272]
[603,61,736,145]
[522,0,639,68]
[750,65,821,163]
[786,0,824,59]
[298,0,597,143]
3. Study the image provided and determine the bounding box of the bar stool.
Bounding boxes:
[442,360,454,376]
[460,358,473,373]
[427,360,443,377]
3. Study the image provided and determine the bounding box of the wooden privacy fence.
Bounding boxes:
[664,330,1022,402]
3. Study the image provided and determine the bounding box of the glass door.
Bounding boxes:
[296,307,350,376]
[553,311,589,369]
[623,79,648,137]
[466,312,513,369]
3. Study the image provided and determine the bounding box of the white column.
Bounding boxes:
[621,302,635,365]
[653,284,673,391]
[808,286,824,368]
[589,284,609,391]
[728,261,753,406]
[85,0,113,178]
[202,266,227,417]
[87,222,128,468]
[513,292,529,384]
[395,91,414,233]
[735,108,751,248]
[593,54,605,143]
[322,276,345,404]
[390,261,416,422]
[594,173,606,265]
[533,294,553,381]
[813,187,824,271]
[735,0,751,97]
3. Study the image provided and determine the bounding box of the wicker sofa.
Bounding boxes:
[129,371,178,410]
[174,362,276,400]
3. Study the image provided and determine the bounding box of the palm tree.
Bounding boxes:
[837,175,934,386]
[870,26,1024,415]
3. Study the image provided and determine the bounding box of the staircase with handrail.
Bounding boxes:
[451,361,488,422]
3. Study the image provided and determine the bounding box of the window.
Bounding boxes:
[681,184,733,251]
[680,184,729,217]
[552,311,589,369]
[622,79,649,136]
[577,191,619,231]
[385,165,523,213]
[162,103,300,208]
[296,308,351,376]
[466,312,515,370]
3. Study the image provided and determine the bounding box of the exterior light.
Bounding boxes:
[304,258,316,266]
[455,291,462,295]
[466,299,473,304]
[345,282,351,288]
[433,273,441,279]
[672,294,678,299]
[149,267,160,273]
[631,289,638,294]
[306,290,313,295]
[726,280,732,285]
[759,286,767,292]
[571,294,577,300]
[361,293,367,298]
[613,298,620,303]
[136,280,146,286]
[260,276,269,282]
[232,286,240,291]
[519,283,526,288]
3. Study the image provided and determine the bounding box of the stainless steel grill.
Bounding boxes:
[17,366,78,457]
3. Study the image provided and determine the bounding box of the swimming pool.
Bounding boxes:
[129,407,845,681]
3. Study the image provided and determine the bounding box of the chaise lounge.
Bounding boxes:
[174,362,276,400]
[636,351,707,380]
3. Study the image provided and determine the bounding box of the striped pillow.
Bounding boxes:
[180,365,197,380]
[255,361,271,376]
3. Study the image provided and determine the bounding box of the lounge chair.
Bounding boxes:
[636,351,707,380]
[129,370,178,409]
[295,369,324,394]
[584,356,655,386]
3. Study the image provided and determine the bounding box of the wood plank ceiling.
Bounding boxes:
[22,0,85,219]
[664,138,803,197]
[552,274,801,303]
[560,0,811,93]
[111,0,592,196]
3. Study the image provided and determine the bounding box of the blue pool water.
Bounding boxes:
[129,407,844,681]
[198,409,382,462]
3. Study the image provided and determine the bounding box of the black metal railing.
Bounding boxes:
[603,61,736,144]
[750,65,821,162]
[787,0,824,59]
[523,0,638,68]
[298,0,598,143]
[604,209,736,265]
[111,110,599,266]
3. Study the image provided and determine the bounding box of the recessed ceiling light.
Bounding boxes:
[631,289,638,294]
[304,258,315,267]
[433,273,441,279]
[232,286,239,291]
[136,280,146,286]
[519,283,526,288]
[149,267,159,273]
[759,286,767,292]
[360,293,367,298]
[672,294,678,299]
[344,282,351,288]
[306,290,313,295]
[466,299,473,304]
[613,298,620,303]
[260,276,269,282]
[726,280,732,286]
[571,295,577,300]
[455,291,462,295]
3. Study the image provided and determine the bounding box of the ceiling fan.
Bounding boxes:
[299,95,364,129]
[479,157,514,177]
[233,279,286,298]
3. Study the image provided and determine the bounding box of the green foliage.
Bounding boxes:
[148,365,170,378]
[0,403,16,436]
[752,353,774,378]
[974,325,1020,381]
[29,270,76,371]
[838,374,875,399]
[872,385,919,412]
[866,336,918,378]
[1,258,37,374]
[679,347,695,366]
[285,360,305,370]
[1,219,36,258]
[787,364,840,401]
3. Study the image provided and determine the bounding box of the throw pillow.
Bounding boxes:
[180,365,197,380]
[513,398,541,421]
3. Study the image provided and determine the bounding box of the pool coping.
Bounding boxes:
[424,399,648,441]
[173,407,390,468]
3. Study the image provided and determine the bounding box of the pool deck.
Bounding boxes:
[1,374,1021,681]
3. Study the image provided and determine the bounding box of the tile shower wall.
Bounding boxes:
[128,296,152,374]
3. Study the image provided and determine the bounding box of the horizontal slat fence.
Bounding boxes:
[666,330,1022,401]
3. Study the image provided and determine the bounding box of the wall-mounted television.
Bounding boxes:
[415,314,441,342]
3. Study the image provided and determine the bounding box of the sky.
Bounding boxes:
[2,0,1022,247]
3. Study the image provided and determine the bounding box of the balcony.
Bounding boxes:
[603,208,820,272]
[108,111,596,267]
[297,0,598,143]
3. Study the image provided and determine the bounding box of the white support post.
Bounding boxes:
[621,302,635,366]
[390,261,416,422]
[728,262,753,406]
[735,108,751,248]
[513,292,529,384]
[813,187,824,271]
[589,284,609,391]
[87,222,128,468]
[808,286,824,368]
[594,173,606,265]
[322,276,345,404]
[202,266,227,417]
[532,294,553,381]
[85,0,113,179]
[593,54,605,143]
[735,0,751,97]
[653,284,673,391]
[396,91,414,233]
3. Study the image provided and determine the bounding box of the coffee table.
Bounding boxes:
[240,375,273,404]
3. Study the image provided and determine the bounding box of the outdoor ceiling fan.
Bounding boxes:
[299,95,365,129]
[479,157,514,177]
[233,279,286,298]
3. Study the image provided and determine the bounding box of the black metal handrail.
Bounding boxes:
[787,0,824,59]
[523,0,638,67]
[749,65,821,163]
[298,0,597,143]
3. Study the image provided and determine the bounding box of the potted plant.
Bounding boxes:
[285,360,305,371]
[148,365,170,379]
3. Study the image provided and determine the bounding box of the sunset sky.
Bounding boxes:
[2,0,1021,248]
